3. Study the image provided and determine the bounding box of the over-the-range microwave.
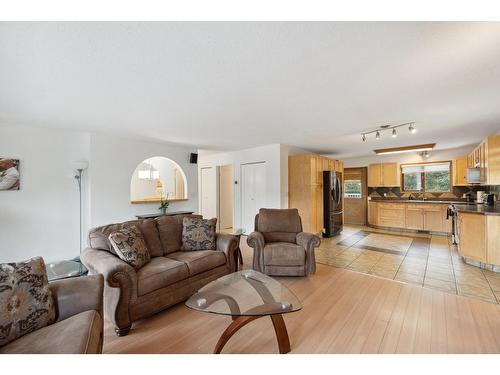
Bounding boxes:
[467,167,481,184]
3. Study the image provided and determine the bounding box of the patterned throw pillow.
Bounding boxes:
[108,225,151,270]
[0,257,56,347]
[181,217,217,251]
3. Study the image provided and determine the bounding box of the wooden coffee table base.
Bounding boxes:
[214,314,291,354]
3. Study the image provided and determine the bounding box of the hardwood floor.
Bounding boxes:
[103,238,500,354]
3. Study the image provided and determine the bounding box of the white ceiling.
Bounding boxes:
[1,22,500,158]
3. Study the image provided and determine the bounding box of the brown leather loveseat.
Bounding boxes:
[81,214,239,336]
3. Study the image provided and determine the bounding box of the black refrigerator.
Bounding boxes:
[323,171,343,237]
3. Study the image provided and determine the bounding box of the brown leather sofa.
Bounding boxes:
[247,208,321,276]
[0,274,104,354]
[81,214,239,336]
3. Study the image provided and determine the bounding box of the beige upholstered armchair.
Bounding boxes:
[247,208,321,276]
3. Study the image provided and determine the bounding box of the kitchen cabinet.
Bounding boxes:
[405,205,424,230]
[457,213,500,266]
[378,203,405,228]
[369,201,450,233]
[423,206,444,232]
[453,156,468,186]
[289,154,344,233]
[368,201,378,225]
[368,163,400,187]
[467,135,500,185]
[457,213,486,262]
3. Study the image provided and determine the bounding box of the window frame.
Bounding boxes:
[400,161,453,193]
[344,179,362,199]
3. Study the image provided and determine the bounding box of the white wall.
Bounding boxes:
[0,126,198,263]
[198,144,283,231]
[89,134,198,228]
[0,125,90,263]
[341,145,476,168]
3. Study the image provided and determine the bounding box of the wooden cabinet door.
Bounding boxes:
[368,202,378,225]
[310,155,321,186]
[328,159,335,172]
[311,185,323,234]
[368,164,381,187]
[458,213,486,261]
[405,206,424,230]
[423,207,444,232]
[381,163,399,187]
[378,203,405,228]
[453,156,468,186]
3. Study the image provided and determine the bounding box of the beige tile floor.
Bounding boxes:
[316,225,500,304]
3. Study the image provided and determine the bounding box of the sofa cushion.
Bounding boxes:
[88,219,163,257]
[263,242,306,266]
[156,214,202,254]
[0,257,56,347]
[136,257,189,296]
[181,217,217,251]
[108,225,151,270]
[167,250,226,276]
[256,208,302,243]
[0,310,102,354]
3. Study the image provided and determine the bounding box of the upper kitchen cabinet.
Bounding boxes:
[368,163,400,187]
[467,135,500,185]
[453,156,468,186]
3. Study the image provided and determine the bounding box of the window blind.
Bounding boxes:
[401,162,450,174]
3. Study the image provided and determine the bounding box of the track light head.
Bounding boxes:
[391,128,397,138]
[362,134,366,142]
[409,123,416,133]
[375,131,380,140]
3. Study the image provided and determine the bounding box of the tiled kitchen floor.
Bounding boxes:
[316,225,500,304]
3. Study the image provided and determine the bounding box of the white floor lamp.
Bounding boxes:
[73,161,89,274]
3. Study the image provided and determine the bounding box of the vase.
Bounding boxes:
[160,208,166,215]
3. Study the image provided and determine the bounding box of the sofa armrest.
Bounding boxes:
[296,232,321,275]
[50,274,104,322]
[247,231,265,272]
[81,247,137,289]
[81,248,137,331]
[216,233,239,272]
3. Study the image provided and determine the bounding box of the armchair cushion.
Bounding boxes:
[181,217,217,251]
[263,243,306,266]
[0,257,56,347]
[0,310,102,354]
[256,208,303,243]
[168,250,226,276]
[137,257,189,296]
[108,225,151,270]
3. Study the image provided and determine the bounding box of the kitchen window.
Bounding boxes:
[344,179,362,198]
[401,162,451,193]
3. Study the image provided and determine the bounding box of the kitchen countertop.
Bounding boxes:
[454,204,500,216]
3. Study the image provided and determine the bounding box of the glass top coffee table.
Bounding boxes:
[186,270,302,354]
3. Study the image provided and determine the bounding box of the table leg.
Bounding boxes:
[214,314,291,354]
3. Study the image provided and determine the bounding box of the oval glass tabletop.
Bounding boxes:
[185,270,302,317]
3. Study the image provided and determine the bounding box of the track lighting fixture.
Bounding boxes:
[359,122,416,142]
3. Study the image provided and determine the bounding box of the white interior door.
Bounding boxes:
[200,167,217,219]
[241,162,266,234]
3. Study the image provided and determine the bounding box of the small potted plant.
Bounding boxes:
[159,193,169,215]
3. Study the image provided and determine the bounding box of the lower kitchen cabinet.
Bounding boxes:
[423,206,444,232]
[458,213,500,266]
[369,201,450,233]
[457,213,486,262]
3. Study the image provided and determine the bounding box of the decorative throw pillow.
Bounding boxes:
[181,217,217,251]
[0,257,56,347]
[108,225,151,270]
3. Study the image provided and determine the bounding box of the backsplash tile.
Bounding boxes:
[368,185,496,200]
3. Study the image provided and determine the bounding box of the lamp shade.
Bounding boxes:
[72,161,89,171]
